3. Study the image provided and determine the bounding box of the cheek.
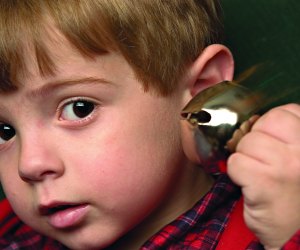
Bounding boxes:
[1,174,38,226]
[0,162,23,203]
[0,156,38,227]
[75,130,174,198]
[70,107,183,210]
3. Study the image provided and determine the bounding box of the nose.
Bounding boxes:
[18,132,65,183]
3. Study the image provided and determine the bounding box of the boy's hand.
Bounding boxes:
[227,103,300,250]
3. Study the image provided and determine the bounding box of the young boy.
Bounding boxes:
[0,0,299,249]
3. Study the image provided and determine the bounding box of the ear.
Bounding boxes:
[186,44,234,96]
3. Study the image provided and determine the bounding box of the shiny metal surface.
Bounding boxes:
[180,81,262,171]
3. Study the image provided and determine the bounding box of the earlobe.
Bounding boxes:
[188,44,234,96]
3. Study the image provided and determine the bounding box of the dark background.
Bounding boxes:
[222,0,300,111]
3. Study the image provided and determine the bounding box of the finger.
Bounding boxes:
[227,151,268,189]
[226,129,243,152]
[279,103,300,117]
[236,131,287,166]
[226,115,260,152]
[240,115,259,134]
[227,152,279,208]
[252,104,300,144]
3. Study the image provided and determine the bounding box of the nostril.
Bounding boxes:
[19,168,59,183]
[19,170,36,183]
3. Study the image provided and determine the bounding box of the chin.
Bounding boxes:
[61,239,115,250]
[55,229,123,250]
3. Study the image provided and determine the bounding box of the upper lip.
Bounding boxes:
[38,202,83,216]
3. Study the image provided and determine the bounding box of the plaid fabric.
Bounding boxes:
[141,174,300,250]
[141,174,246,250]
[282,230,300,250]
[0,174,299,249]
[0,199,66,250]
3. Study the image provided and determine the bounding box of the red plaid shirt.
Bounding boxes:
[141,174,259,250]
[1,174,299,249]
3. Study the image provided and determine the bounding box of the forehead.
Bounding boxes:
[24,27,90,76]
[17,43,126,93]
[0,14,112,94]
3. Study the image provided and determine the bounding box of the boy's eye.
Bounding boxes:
[0,123,16,144]
[60,100,96,121]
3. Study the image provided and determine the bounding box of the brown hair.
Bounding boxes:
[0,0,223,96]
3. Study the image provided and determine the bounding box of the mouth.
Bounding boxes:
[39,202,89,229]
[39,203,79,216]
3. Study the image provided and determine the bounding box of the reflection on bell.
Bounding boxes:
[180,81,262,173]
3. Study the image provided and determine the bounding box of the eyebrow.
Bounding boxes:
[26,77,112,99]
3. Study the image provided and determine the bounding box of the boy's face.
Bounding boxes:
[0,33,189,248]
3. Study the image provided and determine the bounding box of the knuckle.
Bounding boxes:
[227,153,240,173]
[227,152,237,166]
[256,109,282,128]
[282,103,300,112]
[235,132,256,152]
[252,105,298,135]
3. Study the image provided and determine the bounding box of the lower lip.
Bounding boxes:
[47,204,89,229]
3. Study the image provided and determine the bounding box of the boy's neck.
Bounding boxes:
[107,163,215,250]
